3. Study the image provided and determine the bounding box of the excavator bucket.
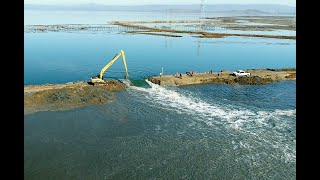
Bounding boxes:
[118,78,132,86]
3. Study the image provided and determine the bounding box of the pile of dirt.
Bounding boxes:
[199,78,230,84]
[24,80,126,114]
[201,76,274,85]
[285,73,296,79]
[280,68,296,71]
[234,76,273,85]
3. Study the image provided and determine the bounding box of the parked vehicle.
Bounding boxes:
[232,70,251,77]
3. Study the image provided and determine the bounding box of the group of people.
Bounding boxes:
[173,70,221,79]
[205,70,213,74]
[186,71,195,77]
[175,73,182,79]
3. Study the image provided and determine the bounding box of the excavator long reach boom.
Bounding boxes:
[91,50,129,84]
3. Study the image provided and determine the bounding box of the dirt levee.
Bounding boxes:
[148,69,295,86]
[24,81,126,114]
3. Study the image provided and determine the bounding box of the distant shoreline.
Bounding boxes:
[113,16,296,40]
[24,4,295,15]
[24,15,296,40]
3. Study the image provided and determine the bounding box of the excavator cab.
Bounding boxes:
[90,50,129,85]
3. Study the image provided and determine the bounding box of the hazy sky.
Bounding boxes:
[25,0,296,6]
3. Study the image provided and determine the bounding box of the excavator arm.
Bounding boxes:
[121,50,129,79]
[91,50,129,84]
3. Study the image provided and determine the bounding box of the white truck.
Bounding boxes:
[232,70,251,77]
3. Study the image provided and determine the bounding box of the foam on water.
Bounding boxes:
[128,80,296,162]
[128,80,295,129]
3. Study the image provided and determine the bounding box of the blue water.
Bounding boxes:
[25,80,296,179]
[24,10,296,179]
[24,32,295,85]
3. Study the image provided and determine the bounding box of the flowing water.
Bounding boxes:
[24,10,296,179]
[25,80,296,179]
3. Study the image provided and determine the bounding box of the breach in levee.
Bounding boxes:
[90,49,131,86]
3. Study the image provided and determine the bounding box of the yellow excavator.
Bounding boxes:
[90,49,129,85]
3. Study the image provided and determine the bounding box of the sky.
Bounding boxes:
[25,0,296,7]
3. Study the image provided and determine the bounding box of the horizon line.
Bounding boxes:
[24,3,296,7]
